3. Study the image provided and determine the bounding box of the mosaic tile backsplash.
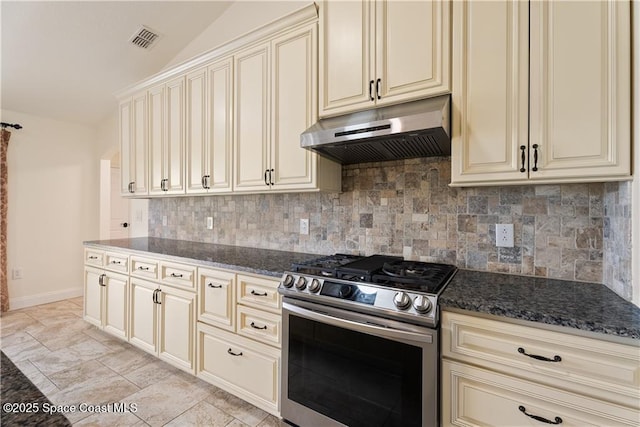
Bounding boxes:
[149,157,633,301]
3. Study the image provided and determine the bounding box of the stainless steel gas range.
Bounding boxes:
[278,254,457,427]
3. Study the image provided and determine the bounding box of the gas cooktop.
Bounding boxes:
[280,254,457,327]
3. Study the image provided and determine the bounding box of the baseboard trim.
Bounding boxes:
[9,288,83,311]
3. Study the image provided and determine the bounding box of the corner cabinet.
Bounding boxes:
[441,311,640,426]
[234,22,341,194]
[318,0,451,117]
[450,0,631,186]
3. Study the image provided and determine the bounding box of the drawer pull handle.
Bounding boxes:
[170,273,184,278]
[227,348,243,357]
[208,283,222,288]
[250,290,268,297]
[111,260,122,265]
[250,322,267,330]
[89,256,99,260]
[518,406,562,425]
[138,266,150,271]
[518,347,561,362]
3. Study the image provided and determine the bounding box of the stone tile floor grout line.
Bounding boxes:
[0,297,285,427]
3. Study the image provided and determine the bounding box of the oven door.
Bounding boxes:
[281,298,438,427]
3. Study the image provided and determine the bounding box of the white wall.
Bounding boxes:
[2,109,99,309]
[165,0,312,68]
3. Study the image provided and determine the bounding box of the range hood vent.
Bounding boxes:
[301,95,450,165]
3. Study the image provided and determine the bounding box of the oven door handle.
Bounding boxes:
[283,302,433,344]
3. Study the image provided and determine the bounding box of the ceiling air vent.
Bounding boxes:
[129,26,160,50]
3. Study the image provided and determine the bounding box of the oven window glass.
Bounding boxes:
[288,314,422,427]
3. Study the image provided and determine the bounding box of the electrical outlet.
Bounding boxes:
[496,224,514,248]
[12,268,23,280]
[206,217,213,230]
[300,218,309,235]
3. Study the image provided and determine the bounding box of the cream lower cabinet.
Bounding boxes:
[197,322,280,415]
[197,270,282,416]
[450,0,631,186]
[441,311,640,426]
[83,250,129,340]
[129,277,196,374]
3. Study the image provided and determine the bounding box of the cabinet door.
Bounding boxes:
[164,77,186,194]
[528,0,631,181]
[234,43,271,191]
[185,67,208,195]
[121,94,148,195]
[148,84,165,195]
[319,0,373,116]
[158,286,195,373]
[84,267,103,328]
[198,267,235,331]
[270,24,317,190]
[208,57,233,193]
[103,272,128,339]
[450,0,529,186]
[375,0,450,105]
[129,279,158,355]
[119,99,133,195]
[442,360,640,427]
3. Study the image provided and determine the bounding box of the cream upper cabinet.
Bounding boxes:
[234,42,271,191]
[120,93,148,196]
[235,23,341,193]
[149,77,186,195]
[528,0,631,181]
[451,0,631,186]
[319,0,451,117]
[185,59,233,195]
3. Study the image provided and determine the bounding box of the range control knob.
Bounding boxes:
[295,276,307,290]
[308,278,321,293]
[282,274,295,288]
[393,292,412,310]
[413,295,433,314]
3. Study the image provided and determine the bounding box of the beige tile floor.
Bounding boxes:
[0,297,286,427]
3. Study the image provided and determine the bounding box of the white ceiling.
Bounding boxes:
[1,1,233,127]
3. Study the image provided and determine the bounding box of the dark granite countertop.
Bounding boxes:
[84,238,640,343]
[83,237,320,278]
[440,269,640,343]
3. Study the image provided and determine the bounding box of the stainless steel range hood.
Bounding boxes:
[301,95,450,165]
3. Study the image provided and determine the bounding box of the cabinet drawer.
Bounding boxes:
[130,256,159,280]
[237,274,281,313]
[104,252,129,273]
[442,360,640,427]
[237,305,281,348]
[197,323,279,410]
[198,267,235,331]
[160,261,196,290]
[84,248,104,267]
[442,312,640,408]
